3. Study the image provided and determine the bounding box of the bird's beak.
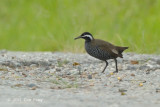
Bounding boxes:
[74,36,81,40]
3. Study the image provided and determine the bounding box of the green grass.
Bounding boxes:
[0,0,160,53]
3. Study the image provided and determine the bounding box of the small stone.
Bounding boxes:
[3,61,18,68]
[27,83,37,88]
[44,67,50,70]
[89,83,94,86]
[21,61,32,66]
[1,76,5,78]
[119,89,127,92]
[121,92,126,95]
[56,68,61,71]
[50,86,63,89]
[8,72,12,76]
[117,77,122,81]
[131,60,139,64]
[156,88,160,93]
[73,62,80,66]
[127,65,138,70]
[30,86,36,90]
[139,83,143,87]
[139,65,150,70]
[104,84,107,86]
[131,73,135,76]
[14,84,23,87]
[12,56,16,59]
[142,80,146,83]
[88,75,92,79]
[50,86,57,89]
[118,65,123,71]
[22,72,27,77]
[49,69,55,73]
[38,61,51,66]
[66,72,71,75]
[156,60,160,65]
[146,71,150,74]
[110,72,114,75]
[30,64,37,68]
[0,67,9,71]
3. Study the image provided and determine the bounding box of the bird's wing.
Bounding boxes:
[92,39,119,57]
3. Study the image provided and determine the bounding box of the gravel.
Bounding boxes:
[0,50,160,107]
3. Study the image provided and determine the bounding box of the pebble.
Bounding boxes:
[119,89,127,92]
[139,65,150,70]
[139,83,143,86]
[146,71,150,74]
[22,72,27,77]
[30,86,37,90]
[87,75,92,79]
[30,64,37,67]
[27,83,37,88]
[51,69,56,73]
[156,88,160,93]
[121,92,126,95]
[38,61,51,66]
[56,68,61,71]
[156,60,160,65]
[131,73,135,76]
[21,61,33,66]
[126,65,138,70]
[14,84,23,87]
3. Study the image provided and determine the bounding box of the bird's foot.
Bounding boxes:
[113,71,118,73]
[101,71,105,74]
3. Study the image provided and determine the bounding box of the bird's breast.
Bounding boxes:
[85,42,111,60]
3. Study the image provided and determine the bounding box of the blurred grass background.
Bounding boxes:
[0,0,160,53]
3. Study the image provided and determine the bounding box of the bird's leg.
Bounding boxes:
[113,58,118,73]
[102,61,108,73]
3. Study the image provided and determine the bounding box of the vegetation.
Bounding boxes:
[0,0,160,53]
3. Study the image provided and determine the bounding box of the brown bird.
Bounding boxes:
[74,32,128,73]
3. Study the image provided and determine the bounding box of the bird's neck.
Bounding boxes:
[85,38,94,42]
[85,39,91,42]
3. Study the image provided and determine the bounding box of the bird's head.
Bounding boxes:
[74,32,94,42]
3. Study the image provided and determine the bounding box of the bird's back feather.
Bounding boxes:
[92,39,128,58]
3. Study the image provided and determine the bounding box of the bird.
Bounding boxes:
[74,32,128,73]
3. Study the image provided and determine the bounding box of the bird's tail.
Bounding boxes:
[116,46,128,58]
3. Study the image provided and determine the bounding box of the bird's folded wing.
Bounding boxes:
[93,39,119,57]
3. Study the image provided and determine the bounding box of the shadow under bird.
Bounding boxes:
[74,32,128,73]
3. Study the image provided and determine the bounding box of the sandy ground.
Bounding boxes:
[0,51,160,107]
